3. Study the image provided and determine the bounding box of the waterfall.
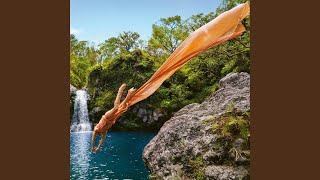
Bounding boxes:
[71,90,92,132]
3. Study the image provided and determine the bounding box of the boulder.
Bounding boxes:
[143,72,250,180]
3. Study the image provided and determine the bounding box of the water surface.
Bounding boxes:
[70,131,156,180]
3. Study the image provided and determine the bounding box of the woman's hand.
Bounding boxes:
[92,132,107,153]
[92,147,99,153]
[94,147,101,153]
[92,130,97,153]
[120,83,126,92]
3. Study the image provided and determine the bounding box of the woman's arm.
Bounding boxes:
[91,130,97,152]
[94,132,107,152]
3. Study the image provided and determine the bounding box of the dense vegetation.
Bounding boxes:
[70,0,250,128]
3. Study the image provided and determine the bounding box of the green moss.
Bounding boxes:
[208,105,251,164]
[148,174,157,180]
[171,155,176,162]
[212,105,250,141]
[94,90,114,107]
[189,156,205,180]
[195,169,205,180]
[173,175,183,180]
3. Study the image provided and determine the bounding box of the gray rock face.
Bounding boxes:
[205,165,248,180]
[70,84,77,120]
[132,103,165,124]
[142,72,250,180]
[70,84,77,96]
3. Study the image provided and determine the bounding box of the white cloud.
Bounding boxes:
[70,27,81,35]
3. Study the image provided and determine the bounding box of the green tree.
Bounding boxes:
[217,0,249,13]
[98,31,141,62]
[80,0,251,129]
[98,37,120,60]
[148,16,189,55]
[185,12,215,32]
[70,34,98,88]
[118,31,140,52]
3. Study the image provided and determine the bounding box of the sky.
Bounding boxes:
[71,0,222,45]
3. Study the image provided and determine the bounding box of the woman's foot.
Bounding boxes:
[119,83,126,91]
[128,87,136,94]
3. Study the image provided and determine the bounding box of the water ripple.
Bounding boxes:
[70,131,156,180]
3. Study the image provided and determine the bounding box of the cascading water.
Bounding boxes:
[71,90,92,132]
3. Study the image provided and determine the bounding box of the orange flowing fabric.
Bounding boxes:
[112,2,250,122]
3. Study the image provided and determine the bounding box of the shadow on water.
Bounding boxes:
[70,131,156,180]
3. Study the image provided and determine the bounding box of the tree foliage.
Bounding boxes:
[148,16,189,55]
[70,34,99,88]
[71,0,250,121]
[99,31,142,61]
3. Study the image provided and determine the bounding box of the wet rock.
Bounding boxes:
[70,84,77,96]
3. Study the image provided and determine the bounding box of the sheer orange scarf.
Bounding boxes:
[108,2,250,124]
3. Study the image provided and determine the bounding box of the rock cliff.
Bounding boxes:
[70,84,77,120]
[143,72,250,180]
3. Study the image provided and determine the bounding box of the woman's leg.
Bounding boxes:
[110,83,126,114]
[121,87,136,107]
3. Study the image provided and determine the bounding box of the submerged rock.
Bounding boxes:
[143,72,250,180]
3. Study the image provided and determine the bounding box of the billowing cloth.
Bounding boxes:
[111,2,250,123]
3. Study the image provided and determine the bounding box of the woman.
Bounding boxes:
[91,83,135,153]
